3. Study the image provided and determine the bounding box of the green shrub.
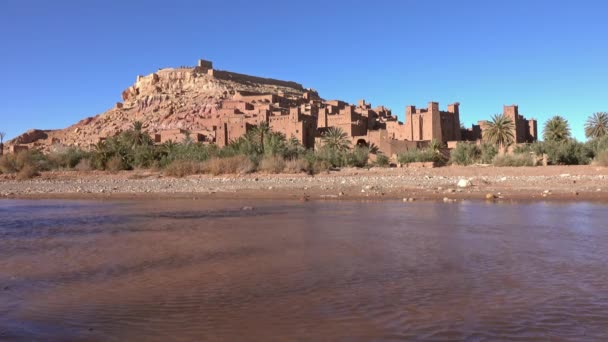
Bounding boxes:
[132,145,157,168]
[48,147,89,169]
[595,151,608,166]
[344,147,369,167]
[449,143,480,166]
[375,154,390,167]
[398,148,441,164]
[586,135,608,156]
[493,154,536,167]
[515,140,592,165]
[315,146,345,168]
[0,153,18,173]
[17,150,51,171]
[543,140,592,165]
[480,143,498,164]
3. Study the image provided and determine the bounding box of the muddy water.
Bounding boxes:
[1,199,608,341]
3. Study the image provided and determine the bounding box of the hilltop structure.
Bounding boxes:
[6,58,537,156]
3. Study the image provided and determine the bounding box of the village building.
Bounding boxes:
[462,105,538,144]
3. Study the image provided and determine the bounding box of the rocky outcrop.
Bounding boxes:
[11,129,49,145]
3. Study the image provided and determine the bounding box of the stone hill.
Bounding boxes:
[7,59,310,151]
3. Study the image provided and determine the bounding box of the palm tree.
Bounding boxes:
[161,140,177,155]
[585,112,608,139]
[182,130,193,145]
[543,115,571,142]
[248,122,270,146]
[482,114,515,152]
[428,139,444,154]
[0,131,5,155]
[368,142,380,154]
[321,127,351,151]
[125,121,152,147]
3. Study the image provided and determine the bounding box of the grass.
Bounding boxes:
[164,160,204,177]
[284,158,308,173]
[206,155,255,175]
[493,154,537,167]
[258,156,286,174]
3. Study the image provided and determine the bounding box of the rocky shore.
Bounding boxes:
[1,165,608,202]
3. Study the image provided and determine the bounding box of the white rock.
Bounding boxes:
[457,179,472,188]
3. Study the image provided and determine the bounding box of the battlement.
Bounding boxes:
[197,59,213,69]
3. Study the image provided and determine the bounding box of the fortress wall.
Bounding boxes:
[208,69,304,91]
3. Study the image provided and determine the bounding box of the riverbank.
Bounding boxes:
[1,165,608,202]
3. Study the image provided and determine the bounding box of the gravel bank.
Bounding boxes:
[1,165,607,202]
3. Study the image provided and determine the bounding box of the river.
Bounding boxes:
[1,199,607,340]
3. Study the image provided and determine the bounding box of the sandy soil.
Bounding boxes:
[1,165,608,202]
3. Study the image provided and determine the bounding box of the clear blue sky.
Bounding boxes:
[1,0,607,141]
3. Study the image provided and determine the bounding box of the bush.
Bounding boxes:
[16,163,39,180]
[312,159,331,173]
[0,154,18,173]
[587,135,608,156]
[74,158,92,171]
[205,155,256,175]
[517,140,592,165]
[595,151,608,166]
[258,156,286,173]
[17,150,51,171]
[398,148,440,164]
[284,158,308,173]
[164,160,204,177]
[479,143,498,164]
[450,143,480,166]
[47,147,89,169]
[544,140,592,165]
[160,142,211,166]
[375,154,390,167]
[493,154,536,167]
[0,150,48,176]
[106,156,127,173]
[344,147,369,167]
[315,146,345,168]
[132,145,157,168]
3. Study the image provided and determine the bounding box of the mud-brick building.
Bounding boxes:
[404,102,461,143]
[463,105,538,143]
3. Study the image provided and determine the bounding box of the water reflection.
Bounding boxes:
[1,199,607,341]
